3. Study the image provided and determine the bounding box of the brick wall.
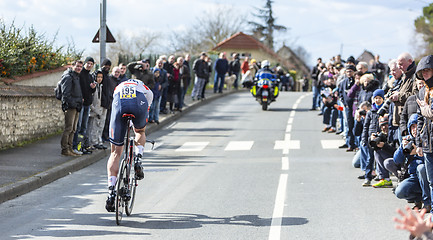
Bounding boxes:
[0,86,64,149]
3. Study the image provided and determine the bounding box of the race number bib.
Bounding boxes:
[120,85,136,99]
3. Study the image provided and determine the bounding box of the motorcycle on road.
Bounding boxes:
[250,74,280,111]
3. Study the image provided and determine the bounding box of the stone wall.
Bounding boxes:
[0,86,64,150]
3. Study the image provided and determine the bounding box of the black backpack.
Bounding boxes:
[54,79,63,100]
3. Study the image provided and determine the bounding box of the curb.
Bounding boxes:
[0,89,239,204]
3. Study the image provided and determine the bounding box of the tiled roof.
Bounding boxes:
[213,32,265,50]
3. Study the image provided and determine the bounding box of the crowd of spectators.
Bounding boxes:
[58,51,260,157]
[311,52,433,237]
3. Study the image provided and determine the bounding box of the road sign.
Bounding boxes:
[92,26,116,43]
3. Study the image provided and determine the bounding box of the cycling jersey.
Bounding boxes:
[109,79,153,146]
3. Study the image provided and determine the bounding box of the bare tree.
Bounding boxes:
[170,5,246,55]
[106,30,161,64]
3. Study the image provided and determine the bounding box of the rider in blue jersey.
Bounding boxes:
[105,78,153,212]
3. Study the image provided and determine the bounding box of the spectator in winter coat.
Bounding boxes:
[214,52,229,93]
[118,63,128,82]
[370,114,396,188]
[60,60,83,156]
[390,52,417,130]
[182,54,192,105]
[127,60,154,89]
[149,68,162,124]
[338,64,357,151]
[229,53,241,89]
[178,57,190,109]
[72,57,96,154]
[321,87,339,133]
[88,71,107,150]
[400,78,425,137]
[361,88,385,186]
[168,61,182,113]
[371,55,386,86]
[102,65,122,142]
[191,52,209,101]
[161,56,175,113]
[385,113,430,211]
[311,58,323,110]
[201,56,212,99]
[353,101,372,174]
[241,56,250,74]
[415,55,433,214]
[99,59,112,142]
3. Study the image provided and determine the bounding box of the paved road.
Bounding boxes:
[0,91,409,239]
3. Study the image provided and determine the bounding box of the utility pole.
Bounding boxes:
[340,43,344,57]
[100,0,107,64]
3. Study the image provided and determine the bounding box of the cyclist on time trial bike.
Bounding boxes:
[105,78,153,212]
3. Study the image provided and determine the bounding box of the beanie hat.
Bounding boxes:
[101,58,112,66]
[379,115,388,127]
[346,65,356,72]
[373,89,385,99]
[347,56,356,64]
[84,56,95,63]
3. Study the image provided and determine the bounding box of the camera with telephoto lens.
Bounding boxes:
[402,138,416,155]
[377,98,392,117]
[369,132,387,148]
[358,109,367,116]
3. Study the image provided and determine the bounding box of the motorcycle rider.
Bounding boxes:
[253,60,280,99]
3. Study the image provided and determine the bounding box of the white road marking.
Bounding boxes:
[143,141,162,152]
[287,118,293,124]
[175,142,209,152]
[290,111,295,118]
[269,173,288,240]
[321,139,345,149]
[274,140,300,150]
[285,124,292,133]
[166,122,177,129]
[282,157,289,170]
[224,141,254,151]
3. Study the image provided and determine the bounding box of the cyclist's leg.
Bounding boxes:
[107,144,123,185]
[107,95,127,190]
[131,92,150,156]
[134,127,146,155]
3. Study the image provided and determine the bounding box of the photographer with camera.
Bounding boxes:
[321,85,339,133]
[369,115,396,188]
[384,114,430,211]
[361,89,387,186]
[353,101,372,171]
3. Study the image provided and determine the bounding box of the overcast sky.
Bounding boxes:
[0,0,428,66]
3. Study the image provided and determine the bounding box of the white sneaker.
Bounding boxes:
[72,149,83,155]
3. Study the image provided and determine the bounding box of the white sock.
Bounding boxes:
[135,145,144,155]
[108,176,117,188]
